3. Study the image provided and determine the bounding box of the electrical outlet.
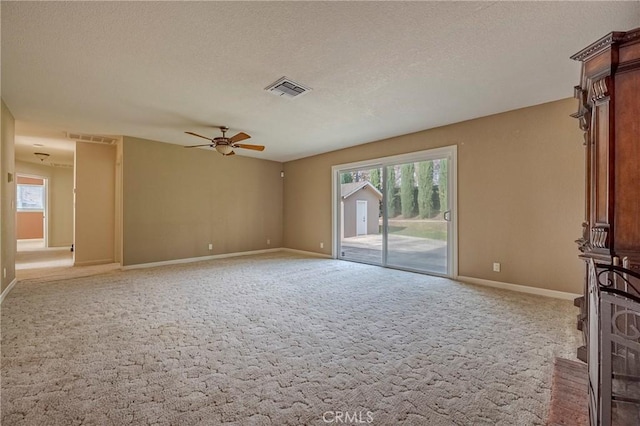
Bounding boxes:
[208,243,213,251]
[267,239,271,245]
[320,242,324,249]
[493,262,501,272]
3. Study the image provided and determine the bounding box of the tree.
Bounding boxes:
[386,166,399,217]
[418,161,435,218]
[340,172,353,184]
[400,163,417,218]
[439,159,448,211]
[431,184,441,216]
[370,168,381,191]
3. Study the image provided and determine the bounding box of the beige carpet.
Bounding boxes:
[1,253,580,425]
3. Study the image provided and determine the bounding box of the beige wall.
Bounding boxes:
[75,142,116,265]
[15,161,74,247]
[1,100,16,293]
[122,136,283,267]
[283,98,585,294]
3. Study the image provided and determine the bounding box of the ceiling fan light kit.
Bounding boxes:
[184,126,265,156]
[216,144,234,155]
[34,152,50,162]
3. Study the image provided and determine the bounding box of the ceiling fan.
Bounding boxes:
[184,126,264,156]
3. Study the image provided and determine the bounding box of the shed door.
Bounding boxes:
[356,200,367,235]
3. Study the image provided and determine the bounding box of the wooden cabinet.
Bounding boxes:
[572,28,640,271]
[571,28,640,363]
[572,31,640,424]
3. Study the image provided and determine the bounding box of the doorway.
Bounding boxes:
[15,173,73,272]
[333,146,457,277]
[16,175,47,249]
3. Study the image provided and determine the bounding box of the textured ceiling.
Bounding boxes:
[2,1,639,162]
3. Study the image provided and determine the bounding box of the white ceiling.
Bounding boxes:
[2,2,639,163]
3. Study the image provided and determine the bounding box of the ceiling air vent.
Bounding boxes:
[265,77,311,99]
[50,163,74,169]
[66,132,119,145]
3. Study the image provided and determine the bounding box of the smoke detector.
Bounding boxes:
[265,77,311,99]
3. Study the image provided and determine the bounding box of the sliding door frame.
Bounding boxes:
[331,145,458,278]
[334,163,386,266]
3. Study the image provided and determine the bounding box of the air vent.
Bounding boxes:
[50,163,74,169]
[265,77,311,99]
[66,132,119,145]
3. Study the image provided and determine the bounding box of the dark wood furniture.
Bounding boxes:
[571,27,640,425]
[571,27,640,274]
[571,27,640,355]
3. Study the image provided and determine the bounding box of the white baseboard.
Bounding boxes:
[74,259,115,267]
[122,248,283,270]
[457,275,581,301]
[0,278,18,304]
[281,248,332,259]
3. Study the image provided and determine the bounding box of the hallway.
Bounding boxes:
[16,239,73,270]
[16,239,118,283]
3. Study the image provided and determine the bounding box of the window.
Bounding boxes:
[17,184,45,211]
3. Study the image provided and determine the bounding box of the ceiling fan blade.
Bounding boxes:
[234,143,265,151]
[185,131,213,141]
[184,144,214,148]
[230,132,251,143]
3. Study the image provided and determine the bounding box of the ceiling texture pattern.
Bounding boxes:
[2,1,639,163]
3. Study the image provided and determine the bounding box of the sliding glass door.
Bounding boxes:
[335,147,456,277]
[338,168,383,265]
[385,158,449,274]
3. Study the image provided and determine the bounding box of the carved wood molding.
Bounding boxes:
[571,86,592,138]
[621,28,640,44]
[571,31,626,62]
[591,224,609,249]
[591,77,610,102]
[576,221,591,252]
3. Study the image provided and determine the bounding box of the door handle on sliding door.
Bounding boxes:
[444,210,451,221]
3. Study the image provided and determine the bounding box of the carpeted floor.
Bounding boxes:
[1,253,580,425]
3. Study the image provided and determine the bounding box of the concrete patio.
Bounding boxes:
[340,233,447,275]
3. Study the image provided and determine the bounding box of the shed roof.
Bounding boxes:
[341,182,383,200]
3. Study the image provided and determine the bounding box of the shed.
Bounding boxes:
[341,182,383,238]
